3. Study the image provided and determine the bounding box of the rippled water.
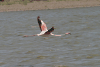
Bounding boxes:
[0,6,100,67]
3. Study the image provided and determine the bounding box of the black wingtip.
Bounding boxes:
[37,16,40,19]
[52,27,54,30]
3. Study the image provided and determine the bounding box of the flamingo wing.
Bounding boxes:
[37,16,48,32]
[37,16,42,31]
[44,27,54,34]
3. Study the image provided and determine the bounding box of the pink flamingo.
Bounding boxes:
[23,16,71,37]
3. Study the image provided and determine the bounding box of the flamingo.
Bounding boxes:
[23,16,71,37]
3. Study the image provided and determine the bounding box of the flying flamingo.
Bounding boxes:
[23,16,71,37]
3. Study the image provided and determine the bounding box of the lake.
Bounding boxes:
[0,6,100,67]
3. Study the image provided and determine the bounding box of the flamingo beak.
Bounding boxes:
[69,32,71,35]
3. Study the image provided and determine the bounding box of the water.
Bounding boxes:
[0,6,100,67]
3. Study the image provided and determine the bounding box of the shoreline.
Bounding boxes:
[0,0,100,12]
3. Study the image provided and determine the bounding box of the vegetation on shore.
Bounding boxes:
[0,0,33,5]
[0,0,82,5]
[0,0,100,12]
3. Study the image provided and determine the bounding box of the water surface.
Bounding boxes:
[0,6,100,67]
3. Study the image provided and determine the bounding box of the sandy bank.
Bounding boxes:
[0,0,100,12]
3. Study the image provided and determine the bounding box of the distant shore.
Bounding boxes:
[0,0,100,12]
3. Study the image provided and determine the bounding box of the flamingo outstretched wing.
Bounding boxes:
[37,16,42,31]
[44,27,54,34]
[37,16,48,32]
